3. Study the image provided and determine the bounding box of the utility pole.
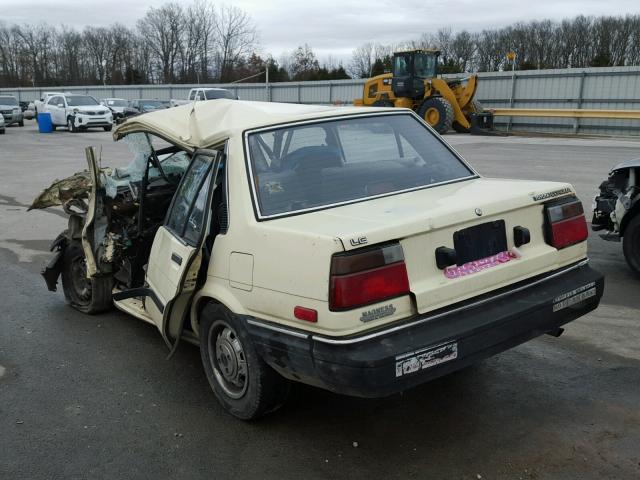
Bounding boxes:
[506,51,517,133]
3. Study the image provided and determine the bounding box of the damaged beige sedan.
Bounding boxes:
[32,100,603,420]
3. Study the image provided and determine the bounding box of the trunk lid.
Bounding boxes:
[272,177,586,314]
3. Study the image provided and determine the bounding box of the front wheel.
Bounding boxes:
[61,240,112,314]
[417,97,454,134]
[67,116,77,133]
[103,125,113,132]
[19,120,24,127]
[623,214,640,277]
[199,304,290,420]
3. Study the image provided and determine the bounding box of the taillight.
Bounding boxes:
[329,243,410,311]
[544,196,588,249]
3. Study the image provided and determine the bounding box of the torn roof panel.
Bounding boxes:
[113,99,395,151]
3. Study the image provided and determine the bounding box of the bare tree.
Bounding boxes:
[137,3,184,83]
[214,5,258,82]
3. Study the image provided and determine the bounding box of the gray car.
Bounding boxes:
[0,95,24,127]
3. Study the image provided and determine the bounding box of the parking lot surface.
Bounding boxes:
[1,122,639,480]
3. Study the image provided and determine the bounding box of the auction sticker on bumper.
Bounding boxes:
[395,341,458,377]
[552,282,596,312]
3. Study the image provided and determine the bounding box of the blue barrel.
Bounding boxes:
[37,112,53,133]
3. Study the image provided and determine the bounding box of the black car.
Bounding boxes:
[119,99,168,123]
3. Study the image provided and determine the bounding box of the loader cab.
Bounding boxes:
[391,50,439,99]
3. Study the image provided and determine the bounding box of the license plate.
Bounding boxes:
[553,283,596,312]
[454,220,507,265]
[395,341,458,377]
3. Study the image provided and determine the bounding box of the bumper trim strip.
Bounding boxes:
[246,319,310,339]
[245,259,590,346]
[312,259,590,346]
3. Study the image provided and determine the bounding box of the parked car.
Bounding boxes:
[34,91,63,119]
[41,94,113,132]
[120,99,167,122]
[0,113,5,134]
[170,87,236,107]
[30,100,604,420]
[0,95,24,127]
[592,159,640,276]
[100,98,129,121]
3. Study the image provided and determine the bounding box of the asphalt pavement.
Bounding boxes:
[1,122,639,480]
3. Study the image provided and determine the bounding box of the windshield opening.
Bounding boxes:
[247,114,475,218]
[413,53,437,78]
[0,96,18,106]
[66,95,99,106]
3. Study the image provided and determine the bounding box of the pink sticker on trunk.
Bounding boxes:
[444,251,517,279]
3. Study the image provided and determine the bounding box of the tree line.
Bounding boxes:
[2,6,640,88]
[350,15,640,77]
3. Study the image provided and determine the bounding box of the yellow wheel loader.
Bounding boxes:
[354,49,493,134]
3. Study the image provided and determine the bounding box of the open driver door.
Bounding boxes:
[116,149,222,347]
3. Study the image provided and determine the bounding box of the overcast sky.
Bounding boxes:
[2,0,638,63]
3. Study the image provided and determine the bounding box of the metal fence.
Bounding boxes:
[3,65,640,136]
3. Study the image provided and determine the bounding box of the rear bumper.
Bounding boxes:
[245,260,604,398]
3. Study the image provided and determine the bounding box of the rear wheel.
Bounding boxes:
[623,214,640,277]
[61,240,112,314]
[199,303,290,420]
[417,97,453,134]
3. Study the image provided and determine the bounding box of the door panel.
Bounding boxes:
[144,151,221,331]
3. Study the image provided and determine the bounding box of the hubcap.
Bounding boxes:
[208,321,248,399]
[425,107,440,125]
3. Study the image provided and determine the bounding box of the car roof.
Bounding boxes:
[114,99,400,152]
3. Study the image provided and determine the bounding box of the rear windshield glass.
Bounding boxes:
[140,100,164,109]
[205,89,235,100]
[66,95,98,106]
[0,96,18,105]
[247,114,475,218]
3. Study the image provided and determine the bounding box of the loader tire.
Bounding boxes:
[418,97,453,134]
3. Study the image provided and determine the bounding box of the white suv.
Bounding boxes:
[32,100,604,419]
[43,94,113,132]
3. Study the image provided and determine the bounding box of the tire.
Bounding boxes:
[623,214,640,278]
[372,100,394,108]
[19,120,24,127]
[417,97,454,134]
[0,129,4,134]
[67,116,77,133]
[103,125,113,132]
[61,240,112,314]
[199,303,290,420]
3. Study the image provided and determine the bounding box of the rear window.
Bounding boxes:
[205,89,235,100]
[247,113,475,218]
